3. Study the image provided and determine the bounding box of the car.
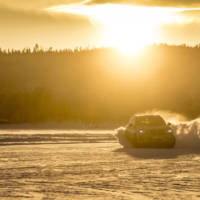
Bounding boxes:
[125,115,176,148]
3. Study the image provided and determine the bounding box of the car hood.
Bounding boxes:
[135,126,167,130]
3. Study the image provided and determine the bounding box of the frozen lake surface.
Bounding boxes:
[0,129,200,200]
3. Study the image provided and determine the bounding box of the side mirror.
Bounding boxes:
[128,123,135,128]
[167,122,172,126]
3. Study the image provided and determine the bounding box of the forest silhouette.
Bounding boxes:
[0,44,200,124]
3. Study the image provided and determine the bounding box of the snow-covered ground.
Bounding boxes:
[0,129,199,200]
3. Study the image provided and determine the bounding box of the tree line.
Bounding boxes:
[0,44,200,123]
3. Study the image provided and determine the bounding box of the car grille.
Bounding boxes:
[146,129,165,135]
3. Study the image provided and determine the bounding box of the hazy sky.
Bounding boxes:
[1,0,200,50]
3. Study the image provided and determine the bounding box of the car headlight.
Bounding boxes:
[167,129,173,133]
[139,129,144,134]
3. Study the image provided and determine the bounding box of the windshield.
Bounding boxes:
[135,116,166,127]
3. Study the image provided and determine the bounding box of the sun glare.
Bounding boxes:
[47,4,179,56]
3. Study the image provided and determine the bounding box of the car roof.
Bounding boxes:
[135,114,162,118]
[129,114,164,124]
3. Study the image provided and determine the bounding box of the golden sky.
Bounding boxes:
[1,0,200,50]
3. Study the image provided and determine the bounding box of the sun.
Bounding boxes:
[90,4,159,55]
[104,26,152,56]
[47,4,176,56]
[102,15,155,56]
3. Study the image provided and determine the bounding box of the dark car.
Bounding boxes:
[125,115,176,148]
